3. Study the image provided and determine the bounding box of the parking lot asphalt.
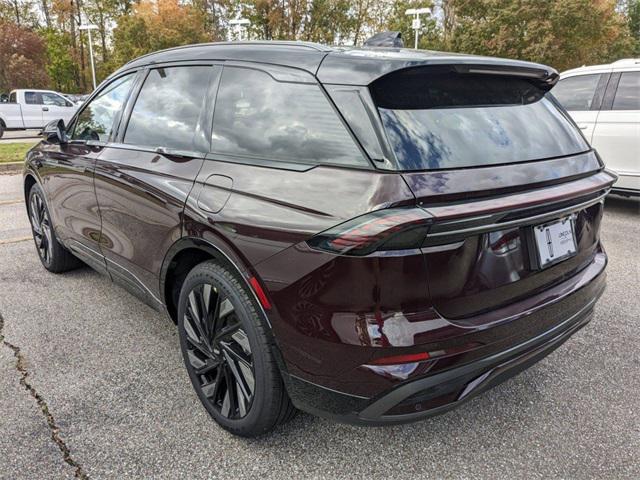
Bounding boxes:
[0,172,638,479]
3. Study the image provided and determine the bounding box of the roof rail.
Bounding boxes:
[612,58,640,66]
[123,40,332,66]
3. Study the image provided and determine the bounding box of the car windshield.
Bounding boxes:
[371,69,590,171]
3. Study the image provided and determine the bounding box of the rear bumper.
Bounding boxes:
[285,264,605,426]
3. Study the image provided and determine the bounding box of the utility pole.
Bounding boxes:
[405,8,431,50]
[79,24,98,90]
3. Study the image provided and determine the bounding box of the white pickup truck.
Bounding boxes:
[0,89,78,138]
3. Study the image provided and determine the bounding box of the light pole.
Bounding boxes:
[228,18,251,41]
[79,24,98,91]
[405,8,431,50]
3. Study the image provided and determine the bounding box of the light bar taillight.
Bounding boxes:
[307,207,432,256]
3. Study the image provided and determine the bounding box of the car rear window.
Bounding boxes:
[371,69,590,171]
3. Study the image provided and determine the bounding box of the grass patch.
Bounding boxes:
[0,143,33,163]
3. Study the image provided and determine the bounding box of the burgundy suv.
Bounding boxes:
[24,42,615,437]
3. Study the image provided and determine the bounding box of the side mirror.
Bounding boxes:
[41,119,69,144]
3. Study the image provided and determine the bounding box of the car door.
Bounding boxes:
[551,72,610,143]
[93,64,218,306]
[41,92,76,126]
[21,91,44,127]
[40,73,138,274]
[591,71,640,192]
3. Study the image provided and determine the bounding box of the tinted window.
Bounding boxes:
[552,74,601,111]
[211,67,367,167]
[124,66,213,151]
[25,92,39,105]
[42,92,69,107]
[371,70,589,171]
[72,74,134,142]
[612,72,640,110]
[9,92,16,103]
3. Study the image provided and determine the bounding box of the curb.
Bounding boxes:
[0,162,23,174]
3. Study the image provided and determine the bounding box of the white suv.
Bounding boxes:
[553,59,640,196]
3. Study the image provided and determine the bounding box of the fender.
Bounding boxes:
[159,235,272,327]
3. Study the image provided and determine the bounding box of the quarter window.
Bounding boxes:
[211,67,368,167]
[552,74,601,111]
[124,66,213,151]
[71,73,135,142]
[612,72,640,110]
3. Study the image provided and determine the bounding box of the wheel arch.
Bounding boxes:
[160,236,271,327]
[23,172,38,204]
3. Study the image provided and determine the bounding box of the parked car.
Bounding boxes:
[552,59,640,196]
[0,89,78,138]
[23,42,615,437]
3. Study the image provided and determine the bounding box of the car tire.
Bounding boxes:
[177,261,296,437]
[28,184,82,273]
[0,122,4,138]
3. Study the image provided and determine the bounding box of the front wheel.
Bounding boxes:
[27,184,81,273]
[177,261,296,437]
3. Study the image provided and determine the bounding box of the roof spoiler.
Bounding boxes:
[452,64,559,90]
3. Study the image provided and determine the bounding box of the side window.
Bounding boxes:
[211,67,368,167]
[9,92,16,103]
[42,92,70,107]
[552,74,601,111]
[124,66,213,151]
[71,73,135,142]
[612,72,640,110]
[24,92,40,105]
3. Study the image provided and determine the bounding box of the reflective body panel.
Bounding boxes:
[23,42,613,426]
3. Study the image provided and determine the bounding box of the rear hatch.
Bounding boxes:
[368,65,615,319]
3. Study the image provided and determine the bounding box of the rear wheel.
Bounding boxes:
[177,261,296,437]
[28,184,81,273]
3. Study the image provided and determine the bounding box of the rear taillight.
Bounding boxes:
[307,207,432,256]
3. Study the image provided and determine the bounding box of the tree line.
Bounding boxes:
[1,0,639,94]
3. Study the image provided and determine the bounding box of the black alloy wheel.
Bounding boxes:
[27,184,81,273]
[177,261,296,437]
[29,190,52,266]
[183,282,256,419]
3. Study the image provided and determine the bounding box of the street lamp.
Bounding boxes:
[405,8,431,50]
[79,24,98,91]
[229,18,251,41]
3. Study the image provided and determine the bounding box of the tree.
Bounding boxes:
[111,0,211,69]
[449,0,633,71]
[43,28,76,91]
[0,20,49,91]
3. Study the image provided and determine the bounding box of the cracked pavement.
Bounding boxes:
[0,172,639,479]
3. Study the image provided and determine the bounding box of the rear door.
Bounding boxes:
[591,70,640,192]
[552,72,610,142]
[20,91,44,127]
[93,64,217,305]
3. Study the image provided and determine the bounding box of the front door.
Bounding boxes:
[41,92,77,126]
[40,73,137,273]
[93,64,218,304]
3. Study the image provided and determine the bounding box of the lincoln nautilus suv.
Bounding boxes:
[23,41,615,437]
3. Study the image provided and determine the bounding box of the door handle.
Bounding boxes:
[42,107,49,111]
[577,124,588,130]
